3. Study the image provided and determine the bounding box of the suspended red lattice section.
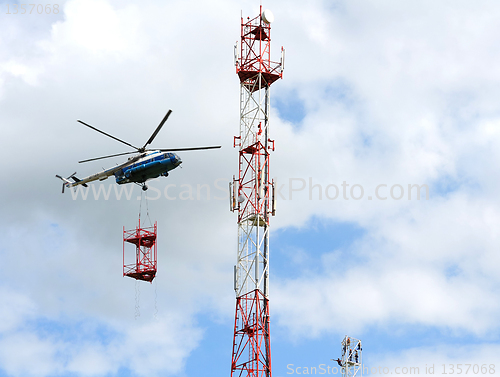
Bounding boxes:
[123,220,157,283]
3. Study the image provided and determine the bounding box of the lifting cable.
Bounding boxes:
[135,279,141,320]
[154,279,159,321]
[137,190,153,227]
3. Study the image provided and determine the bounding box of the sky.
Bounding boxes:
[0,0,499,376]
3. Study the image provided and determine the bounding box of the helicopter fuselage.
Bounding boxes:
[114,151,182,184]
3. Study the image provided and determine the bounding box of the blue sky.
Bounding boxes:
[1,0,500,376]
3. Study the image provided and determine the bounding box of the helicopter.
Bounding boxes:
[56,109,221,193]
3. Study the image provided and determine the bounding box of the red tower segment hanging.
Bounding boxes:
[230,7,283,377]
[123,220,157,283]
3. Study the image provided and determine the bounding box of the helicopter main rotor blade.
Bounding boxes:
[78,151,138,164]
[143,109,172,149]
[77,120,140,151]
[157,146,222,152]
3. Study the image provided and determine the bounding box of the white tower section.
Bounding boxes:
[341,336,363,377]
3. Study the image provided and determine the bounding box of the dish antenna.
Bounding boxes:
[262,9,274,24]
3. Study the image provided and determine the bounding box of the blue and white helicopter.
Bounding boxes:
[56,110,221,193]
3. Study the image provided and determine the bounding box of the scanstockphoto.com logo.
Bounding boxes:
[278,178,429,201]
[68,178,429,202]
[68,179,229,201]
[285,363,496,375]
[286,364,422,375]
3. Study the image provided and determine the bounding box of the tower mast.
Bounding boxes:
[230,6,284,377]
[341,336,363,377]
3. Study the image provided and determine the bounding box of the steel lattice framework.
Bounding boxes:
[230,7,283,377]
[341,336,363,377]
[123,220,157,283]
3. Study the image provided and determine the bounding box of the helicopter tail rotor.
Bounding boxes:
[55,172,88,193]
[55,172,76,194]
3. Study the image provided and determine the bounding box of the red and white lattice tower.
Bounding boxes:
[229,7,284,377]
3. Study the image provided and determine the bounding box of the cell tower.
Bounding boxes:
[229,6,284,377]
[123,219,157,283]
[341,336,362,377]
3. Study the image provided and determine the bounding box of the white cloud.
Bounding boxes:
[368,343,500,375]
[52,0,141,55]
[274,192,500,337]
[0,332,61,377]
[0,287,36,333]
